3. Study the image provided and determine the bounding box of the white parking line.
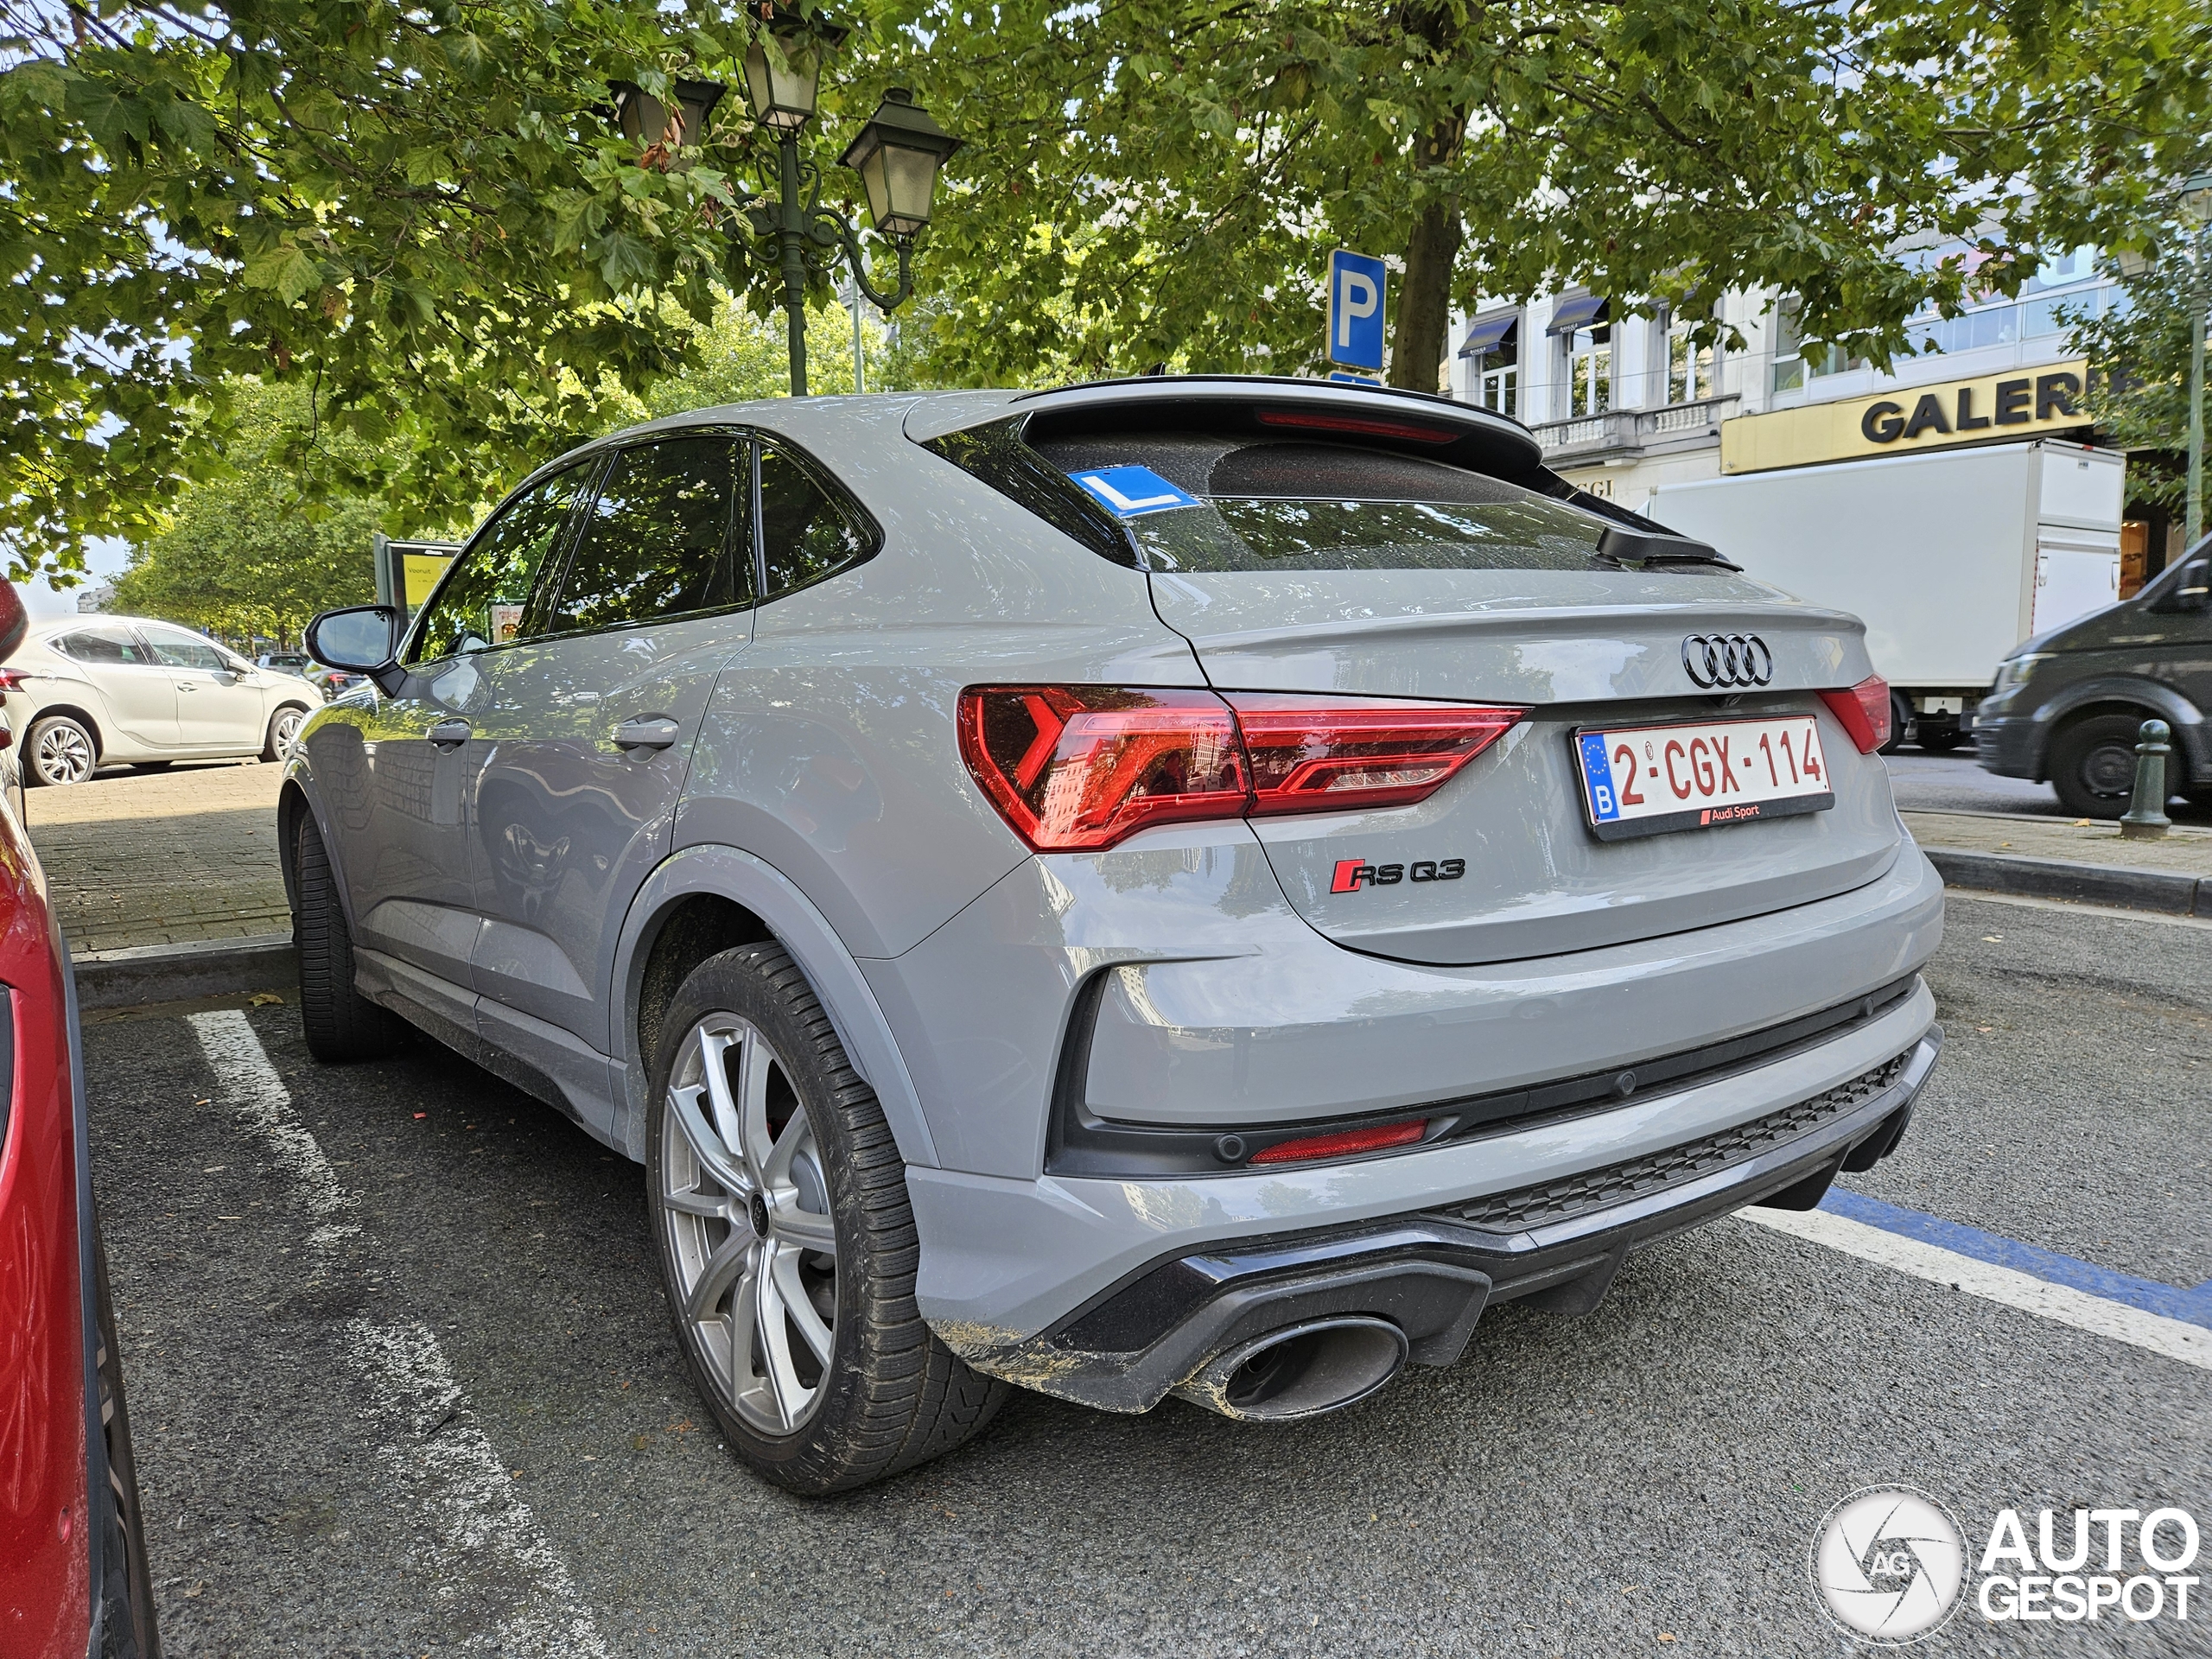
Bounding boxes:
[1743,1205,2212,1371]
[188,1011,611,1656]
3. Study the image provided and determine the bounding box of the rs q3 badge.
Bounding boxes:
[1331,858,1466,893]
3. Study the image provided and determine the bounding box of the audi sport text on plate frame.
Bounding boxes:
[1574,714,1834,842]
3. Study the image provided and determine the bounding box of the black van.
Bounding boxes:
[1976,535,2212,817]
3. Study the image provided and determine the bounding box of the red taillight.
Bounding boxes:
[957,687,1249,852]
[957,688,1528,852]
[1249,1118,1427,1166]
[1819,675,1892,754]
[1227,695,1525,816]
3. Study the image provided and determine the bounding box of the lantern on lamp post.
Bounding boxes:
[613,8,963,397]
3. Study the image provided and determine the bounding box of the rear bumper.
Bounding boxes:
[934,1027,1938,1414]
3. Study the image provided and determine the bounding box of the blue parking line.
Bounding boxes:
[1819,1188,2212,1332]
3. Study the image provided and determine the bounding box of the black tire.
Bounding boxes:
[292,810,403,1061]
[27,712,99,785]
[2049,713,2152,819]
[646,944,1006,1495]
[1916,727,1966,753]
[1878,692,1910,756]
[91,1210,160,1659]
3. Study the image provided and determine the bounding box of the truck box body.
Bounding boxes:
[1650,442,2126,727]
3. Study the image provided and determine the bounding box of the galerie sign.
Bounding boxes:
[1720,359,2091,474]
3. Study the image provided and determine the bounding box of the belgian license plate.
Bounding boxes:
[1574,714,1834,841]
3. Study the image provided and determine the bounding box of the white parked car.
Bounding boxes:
[0,615,321,785]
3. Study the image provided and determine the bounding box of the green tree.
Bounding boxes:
[0,0,839,582]
[855,0,2212,391]
[2071,233,2211,518]
[108,382,395,645]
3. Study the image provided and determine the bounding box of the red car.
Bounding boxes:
[0,581,157,1657]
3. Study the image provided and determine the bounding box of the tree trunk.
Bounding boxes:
[1389,114,1465,393]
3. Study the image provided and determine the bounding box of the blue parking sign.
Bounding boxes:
[1326,250,1388,372]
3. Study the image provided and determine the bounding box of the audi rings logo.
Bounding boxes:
[1681,632,1774,689]
[1811,1485,1968,1644]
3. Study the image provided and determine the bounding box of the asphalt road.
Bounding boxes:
[1885,745,2210,824]
[86,893,2210,1659]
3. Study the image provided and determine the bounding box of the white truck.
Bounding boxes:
[1650,439,2126,750]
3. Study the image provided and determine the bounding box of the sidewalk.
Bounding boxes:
[25,762,289,953]
[1904,809,2212,917]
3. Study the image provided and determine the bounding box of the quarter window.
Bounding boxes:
[759,441,874,599]
[54,626,158,665]
[543,436,751,634]
[409,463,594,664]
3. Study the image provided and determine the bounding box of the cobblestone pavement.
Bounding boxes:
[25,760,288,952]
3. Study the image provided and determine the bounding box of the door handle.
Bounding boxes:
[176,682,197,692]
[427,717,472,750]
[612,715,682,753]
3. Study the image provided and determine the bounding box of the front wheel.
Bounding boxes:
[647,944,1005,1495]
[2049,713,2151,819]
[27,713,97,785]
[262,704,308,763]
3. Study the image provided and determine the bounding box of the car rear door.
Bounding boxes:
[137,624,266,750]
[302,460,594,1033]
[51,624,179,750]
[464,431,755,1068]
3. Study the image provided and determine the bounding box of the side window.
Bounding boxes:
[54,626,156,665]
[139,626,228,671]
[759,440,874,599]
[542,436,751,635]
[408,463,594,664]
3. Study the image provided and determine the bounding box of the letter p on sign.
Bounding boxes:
[1327,250,1388,372]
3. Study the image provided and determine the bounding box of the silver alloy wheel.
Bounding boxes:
[35,721,94,785]
[660,1012,838,1434]
[271,706,308,760]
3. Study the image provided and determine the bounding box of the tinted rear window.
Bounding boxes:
[1028,435,1609,574]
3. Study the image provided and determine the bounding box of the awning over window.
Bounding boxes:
[1546,293,1609,335]
[1457,309,1519,358]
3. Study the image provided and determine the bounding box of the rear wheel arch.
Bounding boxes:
[32,701,104,753]
[610,845,940,1170]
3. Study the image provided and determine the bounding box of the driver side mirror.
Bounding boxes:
[305,605,405,695]
[2150,560,2209,614]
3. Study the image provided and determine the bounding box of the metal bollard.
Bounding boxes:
[2118,718,2171,840]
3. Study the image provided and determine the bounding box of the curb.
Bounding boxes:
[73,931,298,1010]
[1924,849,2211,918]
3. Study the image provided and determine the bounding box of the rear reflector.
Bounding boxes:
[958,687,1528,851]
[1818,675,1892,754]
[1249,1118,1427,1166]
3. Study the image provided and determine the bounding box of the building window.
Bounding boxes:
[1457,310,1520,417]
[1566,327,1611,416]
[1666,326,1713,404]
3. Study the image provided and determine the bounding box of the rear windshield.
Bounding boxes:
[1030,434,1611,574]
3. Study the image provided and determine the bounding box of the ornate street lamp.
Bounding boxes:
[617,8,963,397]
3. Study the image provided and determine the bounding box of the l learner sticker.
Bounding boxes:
[1574,713,1834,842]
[1071,466,1201,518]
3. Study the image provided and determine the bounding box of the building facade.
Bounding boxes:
[1444,248,2143,556]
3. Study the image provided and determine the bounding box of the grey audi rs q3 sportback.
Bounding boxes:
[290,377,1944,1494]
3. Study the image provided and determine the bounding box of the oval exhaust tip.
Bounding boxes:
[1176,1316,1408,1422]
